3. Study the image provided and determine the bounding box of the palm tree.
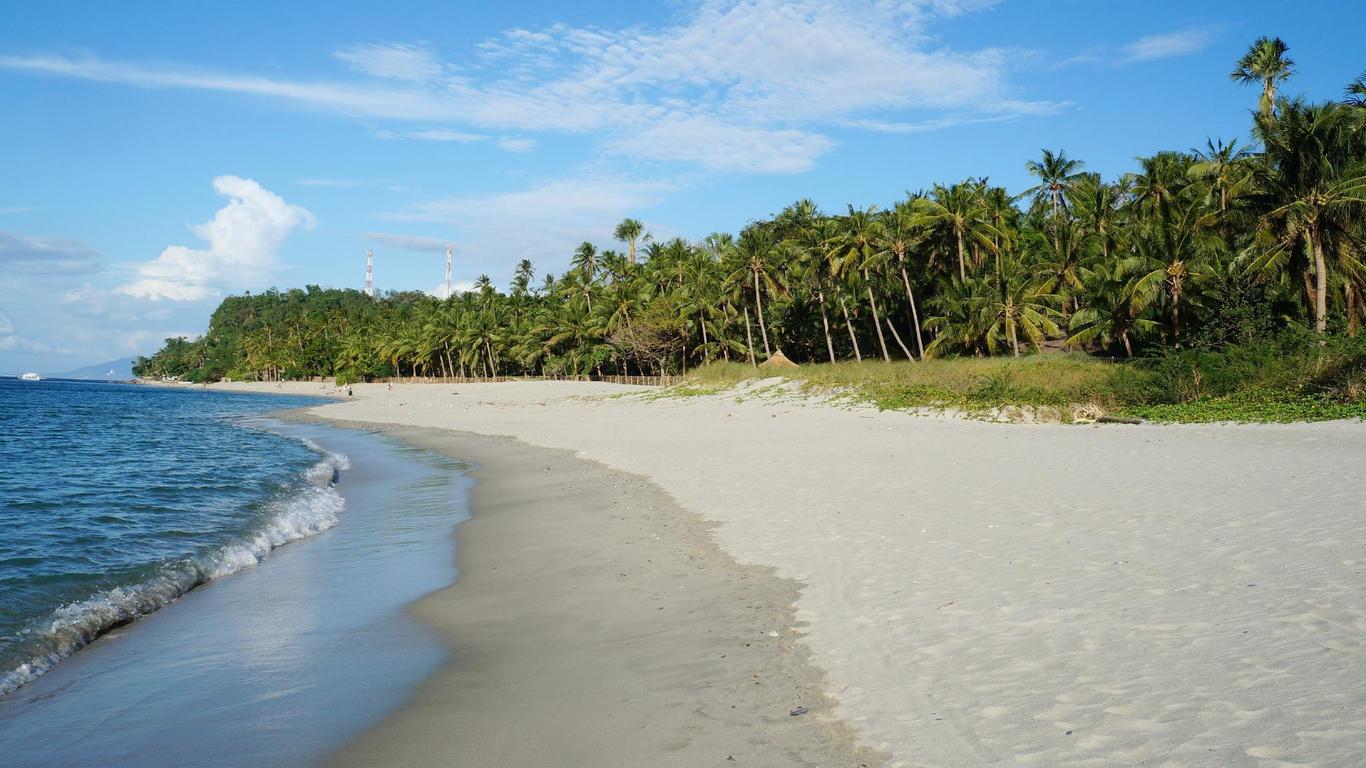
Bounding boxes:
[913,181,1002,281]
[1021,149,1086,219]
[1068,173,1124,261]
[832,205,892,361]
[1230,36,1295,120]
[614,218,648,264]
[1067,259,1160,357]
[1246,99,1366,334]
[879,200,928,359]
[1189,138,1252,213]
[984,260,1062,357]
[725,226,782,359]
[1346,72,1366,107]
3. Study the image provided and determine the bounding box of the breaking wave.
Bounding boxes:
[0,447,350,697]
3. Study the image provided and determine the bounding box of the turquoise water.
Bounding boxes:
[0,379,336,694]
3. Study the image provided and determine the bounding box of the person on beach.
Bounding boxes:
[387,382,393,392]
[346,384,353,397]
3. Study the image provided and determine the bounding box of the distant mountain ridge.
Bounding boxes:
[60,357,137,381]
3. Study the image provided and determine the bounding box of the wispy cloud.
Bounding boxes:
[362,232,451,252]
[0,1,1054,175]
[382,176,676,273]
[115,176,315,301]
[0,230,101,274]
[1060,27,1217,69]
[496,137,536,153]
[333,42,445,81]
[375,128,487,143]
[1122,28,1214,63]
[0,206,32,215]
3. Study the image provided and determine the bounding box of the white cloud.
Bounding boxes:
[0,230,101,273]
[1060,28,1217,68]
[334,42,445,81]
[0,1,1052,174]
[607,114,834,173]
[496,137,536,153]
[1122,29,1213,63]
[115,176,315,301]
[384,176,675,272]
[0,309,57,354]
[362,232,451,252]
[0,206,32,215]
[375,127,488,142]
[1125,28,1213,62]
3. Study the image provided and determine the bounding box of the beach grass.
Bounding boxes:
[678,335,1366,423]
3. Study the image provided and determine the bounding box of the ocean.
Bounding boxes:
[0,379,469,766]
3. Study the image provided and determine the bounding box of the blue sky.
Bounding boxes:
[2,0,1363,373]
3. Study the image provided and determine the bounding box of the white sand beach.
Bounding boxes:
[212,379,1366,767]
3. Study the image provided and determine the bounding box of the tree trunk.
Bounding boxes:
[1122,330,1134,358]
[743,307,757,367]
[817,288,836,363]
[1009,321,1021,358]
[839,296,862,362]
[955,230,967,281]
[864,275,891,362]
[898,264,925,360]
[699,316,710,362]
[752,270,772,358]
[885,317,915,361]
[1311,227,1328,335]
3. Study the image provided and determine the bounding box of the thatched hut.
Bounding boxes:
[759,350,799,369]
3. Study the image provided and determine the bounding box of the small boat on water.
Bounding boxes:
[19,372,41,381]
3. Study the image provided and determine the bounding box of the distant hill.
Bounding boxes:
[60,356,137,381]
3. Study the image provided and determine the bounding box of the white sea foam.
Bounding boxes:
[0,446,349,697]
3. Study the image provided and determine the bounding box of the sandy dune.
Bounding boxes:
[214,379,1366,766]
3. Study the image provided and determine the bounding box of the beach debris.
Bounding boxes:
[789,706,809,717]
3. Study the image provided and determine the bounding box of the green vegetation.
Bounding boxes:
[136,38,1366,422]
[674,332,1366,423]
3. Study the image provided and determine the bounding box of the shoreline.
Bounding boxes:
[207,379,1366,767]
[319,420,882,767]
[0,416,469,768]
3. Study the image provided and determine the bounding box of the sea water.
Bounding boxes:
[0,380,470,766]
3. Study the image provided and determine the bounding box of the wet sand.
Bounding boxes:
[324,425,879,768]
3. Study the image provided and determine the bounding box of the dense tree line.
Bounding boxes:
[136,39,1366,384]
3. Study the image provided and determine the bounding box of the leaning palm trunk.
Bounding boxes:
[884,318,915,360]
[817,288,836,363]
[752,270,772,358]
[864,271,891,362]
[743,307,757,366]
[839,296,862,361]
[699,316,710,362]
[898,263,925,360]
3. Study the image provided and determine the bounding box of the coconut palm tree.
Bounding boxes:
[724,226,783,359]
[1347,71,1366,108]
[614,218,648,264]
[913,181,1002,281]
[1245,99,1366,334]
[832,205,892,362]
[1230,36,1295,120]
[1020,149,1086,219]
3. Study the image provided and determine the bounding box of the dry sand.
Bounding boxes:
[206,379,1366,767]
